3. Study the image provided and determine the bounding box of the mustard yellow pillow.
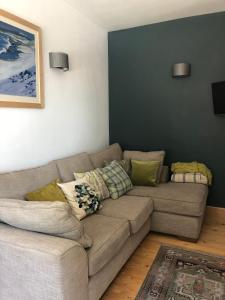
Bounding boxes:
[25,179,67,202]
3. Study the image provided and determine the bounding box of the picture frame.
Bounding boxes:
[0,9,44,108]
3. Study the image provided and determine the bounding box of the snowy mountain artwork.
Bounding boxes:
[0,10,43,108]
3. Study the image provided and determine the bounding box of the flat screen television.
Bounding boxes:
[212,81,225,115]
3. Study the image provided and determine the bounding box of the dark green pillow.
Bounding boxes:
[26,179,67,202]
[131,160,161,186]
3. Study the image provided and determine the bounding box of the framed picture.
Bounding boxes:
[0,9,44,108]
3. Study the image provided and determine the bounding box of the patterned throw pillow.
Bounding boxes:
[57,179,101,220]
[104,159,130,175]
[75,184,101,215]
[98,160,133,199]
[74,170,109,200]
[171,173,208,185]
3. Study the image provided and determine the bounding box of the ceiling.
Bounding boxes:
[65,0,225,31]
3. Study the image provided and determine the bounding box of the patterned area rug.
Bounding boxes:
[136,245,225,300]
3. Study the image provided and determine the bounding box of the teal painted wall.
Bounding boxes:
[108,12,225,207]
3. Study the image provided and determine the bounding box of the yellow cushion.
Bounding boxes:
[25,179,67,202]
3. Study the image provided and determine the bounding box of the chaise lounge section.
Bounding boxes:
[128,182,207,241]
[91,143,207,240]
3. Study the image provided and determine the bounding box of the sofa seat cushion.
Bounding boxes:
[127,182,208,217]
[97,196,153,234]
[82,214,130,276]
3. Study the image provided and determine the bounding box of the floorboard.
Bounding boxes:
[102,222,225,300]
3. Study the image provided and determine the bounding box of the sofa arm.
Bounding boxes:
[0,223,88,300]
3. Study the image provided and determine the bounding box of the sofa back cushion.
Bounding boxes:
[55,152,94,182]
[124,150,165,163]
[124,150,166,182]
[0,162,59,199]
[90,143,123,168]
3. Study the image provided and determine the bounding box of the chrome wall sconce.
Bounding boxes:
[49,52,69,71]
[172,63,191,78]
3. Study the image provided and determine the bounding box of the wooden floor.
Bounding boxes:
[102,220,225,300]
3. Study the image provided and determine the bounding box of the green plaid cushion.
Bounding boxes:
[98,160,133,199]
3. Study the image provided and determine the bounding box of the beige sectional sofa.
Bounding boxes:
[0,143,208,300]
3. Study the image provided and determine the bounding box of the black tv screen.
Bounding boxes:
[212,81,225,115]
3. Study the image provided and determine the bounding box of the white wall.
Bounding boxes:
[0,0,109,172]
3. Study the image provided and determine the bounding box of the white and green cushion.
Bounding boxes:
[98,160,133,199]
[58,179,102,220]
[74,170,109,200]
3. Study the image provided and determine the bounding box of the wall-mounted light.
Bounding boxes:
[172,63,191,78]
[49,52,69,71]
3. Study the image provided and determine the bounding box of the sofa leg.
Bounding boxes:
[177,236,199,243]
